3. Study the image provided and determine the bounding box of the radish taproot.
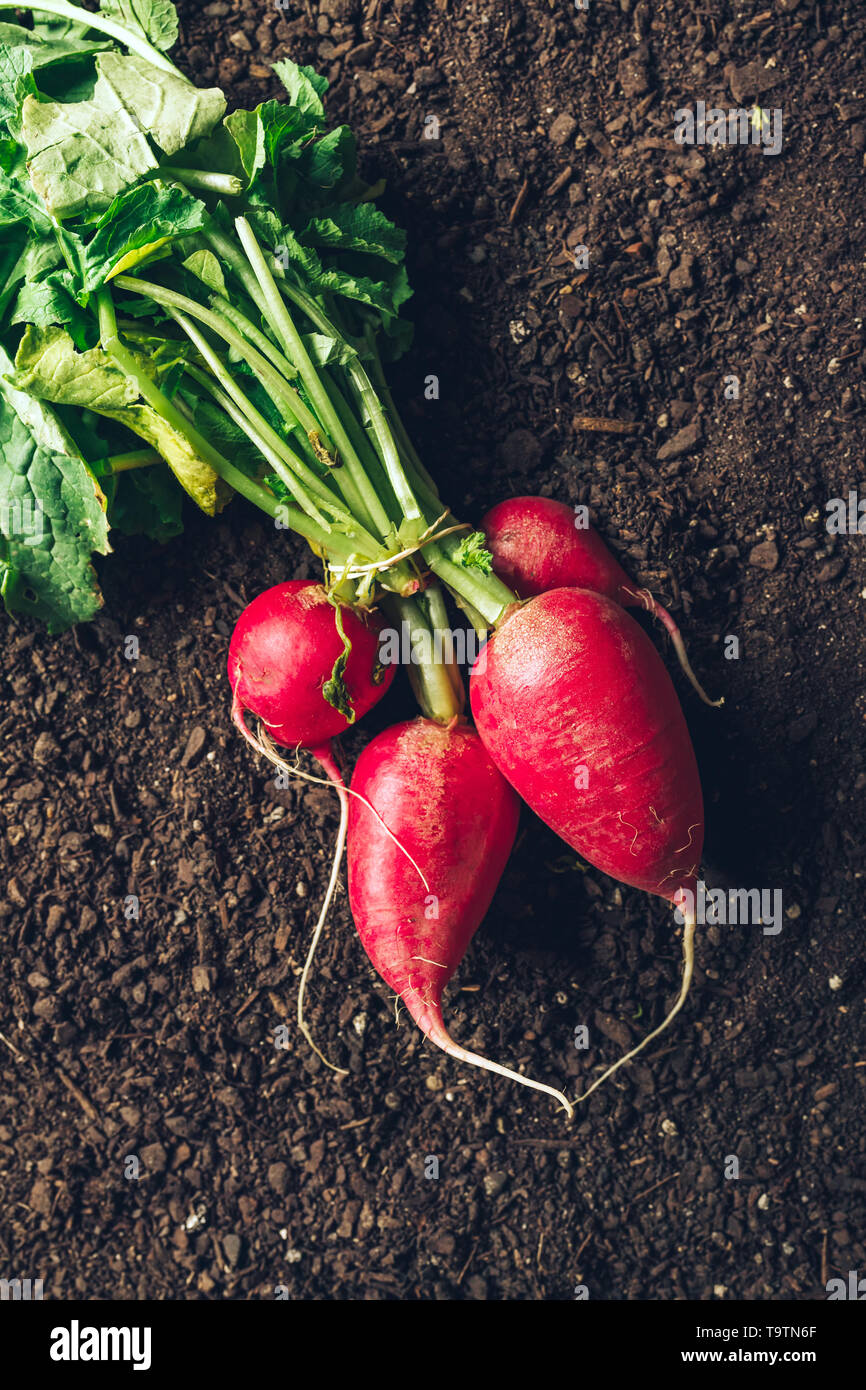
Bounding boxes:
[347,718,574,1115]
[469,587,704,1102]
[227,580,394,1070]
[481,496,721,708]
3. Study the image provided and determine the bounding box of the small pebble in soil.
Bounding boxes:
[268,1163,288,1195]
[141,1143,167,1173]
[483,1171,508,1197]
[748,539,779,572]
[181,727,207,768]
[192,965,216,994]
[223,1233,242,1267]
[33,731,60,765]
[656,420,702,461]
[548,113,577,146]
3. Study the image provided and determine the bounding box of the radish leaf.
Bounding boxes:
[11,272,92,348]
[12,325,228,515]
[98,0,179,53]
[81,180,209,289]
[182,248,226,296]
[0,42,37,129]
[21,88,158,217]
[0,22,109,69]
[0,140,54,233]
[271,59,328,117]
[94,51,225,156]
[455,532,494,574]
[301,203,406,265]
[0,348,110,631]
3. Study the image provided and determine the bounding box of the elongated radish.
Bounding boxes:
[347,718,573,1115]
[481,496,721,707]
[469,587,704,1101]
[227,580,393,1070]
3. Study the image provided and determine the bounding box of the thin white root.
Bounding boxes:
[442,1038,574,1118]
[667,627,724,709]
[232,710,433,1072]
[233,704,350,1071]
[574,914,696,1106]
[250,721,430,893]
[296,749,350,1077]
[421,1009,572,1117]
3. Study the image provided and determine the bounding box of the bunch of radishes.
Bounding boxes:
[228,497,716,1117]
[0,1,715,1116]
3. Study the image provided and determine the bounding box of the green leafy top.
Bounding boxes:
[99,0,179,53]
[0,343,111,632]
[455,531,494,574]
[0,2,421,633]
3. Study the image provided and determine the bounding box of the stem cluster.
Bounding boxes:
[104,214,515,719]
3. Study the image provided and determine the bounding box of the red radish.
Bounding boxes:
[227,579,393,751]
[469,587,704,1101]
[347,718,573,1115]
[481,496,721,707]
[227,580,393,1072]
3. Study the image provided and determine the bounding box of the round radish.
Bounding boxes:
[227,580,394,750]
[470,587,704,1100]
[481,496,721,707]
[347,718,573,1115]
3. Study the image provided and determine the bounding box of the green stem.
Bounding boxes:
[322,365,399,522]
[114,273,380,529]
[202,294,323,475]
[182,363,329,532]
[423,581,467,709]
[112,276,320,441]
[423,541,517,626]
[400,458,448,522]
[277,275,425,525]
[95,290,352,558]
[234,217,392,541]
[349,360,423,524]
[208,231,446,562]
[160,168,244,196]
[96,449,162,474]
[203,226,275,319]
[172,314,339,521]
[183,361,385,562]
[208,293,298,386]
[453,593,490,639]
[363,325,441,499]
[381,592,463,725]
[0,0,183,76]
[344,367,444,522]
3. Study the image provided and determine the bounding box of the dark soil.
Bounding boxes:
[2,0,865,1302]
